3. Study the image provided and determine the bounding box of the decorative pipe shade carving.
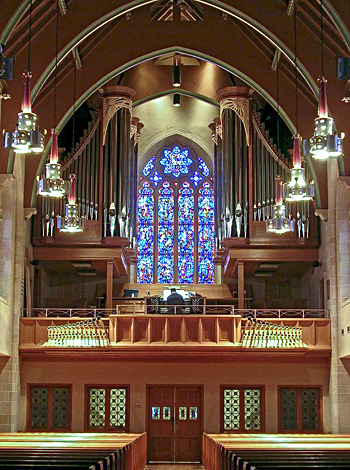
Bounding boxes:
[99,86,136,145]
[217,87,254,144]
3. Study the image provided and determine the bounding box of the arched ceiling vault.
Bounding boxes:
[1,0,350,209]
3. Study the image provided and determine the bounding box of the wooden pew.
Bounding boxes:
[0,432,147,470]
[203,433,350,470]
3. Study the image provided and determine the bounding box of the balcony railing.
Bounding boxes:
[21,307,328,318]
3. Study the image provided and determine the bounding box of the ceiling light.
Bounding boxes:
[71,262,92,268]
[173,54,181,87]
[283,135,315,201]
[57,174,86,232]
[267,176,294,234]
[258,263,280,269]
[173,93,181,106]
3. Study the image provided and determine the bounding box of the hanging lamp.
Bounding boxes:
[57,174,86,232]
[4,0,45,154]
[305,0,343,159]
[267,176,294,234]
[283,135,315,201]
[37,1,69,197]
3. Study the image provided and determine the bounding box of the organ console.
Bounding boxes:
[44,317,109,347]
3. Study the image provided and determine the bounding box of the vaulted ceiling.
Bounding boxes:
[1,0,350,208]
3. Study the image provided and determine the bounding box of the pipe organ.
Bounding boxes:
[35,84,316,247]
[35,86,141,243]
[44,317,109,347]
[213,86,316,243]
[241,318,307,349]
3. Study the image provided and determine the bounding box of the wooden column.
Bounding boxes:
[106,261,114,309]
[238,260,245,310]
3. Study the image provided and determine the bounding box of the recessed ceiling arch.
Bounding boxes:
[30,50,321,208]
[12,0,332,102]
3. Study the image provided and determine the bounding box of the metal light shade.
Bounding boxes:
[283,135,315,201]
[57,174,86,232]
[173,54,181,87]
[4,71,45,154]
[173,93,181,106]
[267,176,294,234]
[37,129,69,197]
[308,77,343,160]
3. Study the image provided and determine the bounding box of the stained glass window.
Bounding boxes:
[87,386,128,432]
[152,407,160,420]
[31,387,48,429]
[178,182,195,284]
[29,385,71,431]
[189,171,203,187]
[223,387,263,433]
[163,407,171,420]
[280,387,320,433]
[52,387,70,430]
[137,182,154,283]
[179,406,187,420]
[198,156,210,176]
[160,145,193,177]
[110,388,126,428]
[198,182,215,284]
[157,182,174,283]
[189,407,198,420]
[89,388,106,428]
[138,146,214,284]
[142,156,155,176]
[244,389,261,431]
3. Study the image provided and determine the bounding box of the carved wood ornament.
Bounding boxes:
[220,97,250,143]
[102,97,133,145]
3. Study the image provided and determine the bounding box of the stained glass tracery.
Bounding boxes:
[178,182,195,284]
[138,146,214,284]
[137,182,154,283]
[198,182,215,284]
[157,182,175,283]
[160,145,193,177]
[198,156,210,177]
[142,156,155,176]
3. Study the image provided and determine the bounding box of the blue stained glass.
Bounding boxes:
[150,171,163,187]
[157,182,174,283]
[178,182,195,284]
[142,157,155,177]
[198,182,215,284]
[198,156,210,177]
[160,146,193,178]
[137,182,154,283]
[189,171,203,187]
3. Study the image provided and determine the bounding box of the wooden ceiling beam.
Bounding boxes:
[227,247,319,262]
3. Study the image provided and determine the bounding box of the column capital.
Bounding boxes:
[217,86,254,143]
[130,117,144,145]
[98,85,136,100]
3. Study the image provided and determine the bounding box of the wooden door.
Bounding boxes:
[175,386,202,462]
[147,385,202,463]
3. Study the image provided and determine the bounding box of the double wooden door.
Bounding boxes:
[147,385,202,463]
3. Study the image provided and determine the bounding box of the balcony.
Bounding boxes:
[19,308,331,362]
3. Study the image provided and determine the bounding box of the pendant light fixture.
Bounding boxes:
[4,0,45,154]
[57,174,86,232]
[305,0,343,159]
[267,176,294,234]
[173,93,181,106]
[173,53,181,87]
[37,1,69,197]
[283,5,314,202]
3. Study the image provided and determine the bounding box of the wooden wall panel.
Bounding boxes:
[151,318,166,342]
[201,319,215,342]
[135,318,148,342]
[185,318,199,343]
[218,319,233,343]
[117,318,132,342]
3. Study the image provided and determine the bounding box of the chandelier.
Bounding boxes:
[267,176,294,234]
[57,174,86,232]
[3,0,44,154]
[306,0,342,160]
[283,135,315,201]
[307,77,343,159]
[37,129,69,197]
[37,2,68,197]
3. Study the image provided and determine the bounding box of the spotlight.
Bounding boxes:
[173,94,181,107]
